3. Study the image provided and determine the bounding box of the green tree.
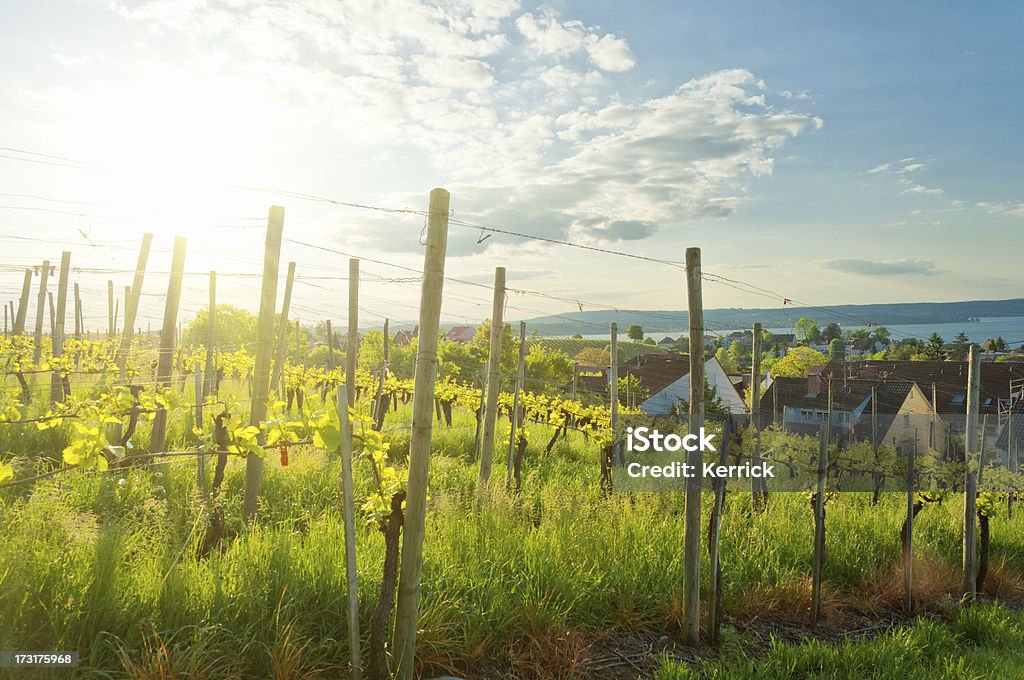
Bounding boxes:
[795,318,822,345]
[822,322,842,343]
[727,340,750,373]
[829,338,846,361]
[576,347,610,367]
[524,344,573,395]
[184,304,258,350]
[949,331,970,361]
[715,347,737,373]
[870,326,891,347]
[923,332,945,360]
[770,346,828,377]
[626,324,644,341]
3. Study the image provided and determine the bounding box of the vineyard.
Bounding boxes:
[2,193,1024,679]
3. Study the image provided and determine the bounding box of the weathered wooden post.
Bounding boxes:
[74,284,82,340]
[393,188,449,679]
[14,269,32,335]
[373,318,390,431]
[32,260,50,366]
[107,280,115,338]
[48,292,56,339]
[506,321,526,488]
[117,234,154,382]
[708,415,732,644]
[479,266,505,483]
[50,251,71,402]
[750,322,767,509]
[683,246,703,646]
[963,345,981,601]
[195,363,206,491]
[204,271,217,397]
[905,431,916,612]
[337,385,362,680]
[244,206,285,521]
[346,258,359,408]
[811,424,827,626]
[149,237,187,454]
[270,262,296,395]
[610,322,619,436]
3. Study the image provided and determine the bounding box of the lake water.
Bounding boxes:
[559,316,1024,346]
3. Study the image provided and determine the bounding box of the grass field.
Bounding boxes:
[2,385,1023,678]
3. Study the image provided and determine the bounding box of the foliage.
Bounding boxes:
[768,346,828,377]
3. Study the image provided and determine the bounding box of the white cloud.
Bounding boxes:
[583,34,635,72]
[976,201,1024,218]
[515,8,635,72]
[416,57,495,89]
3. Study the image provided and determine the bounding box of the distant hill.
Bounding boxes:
[514,298,1024,336]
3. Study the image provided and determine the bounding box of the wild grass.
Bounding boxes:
[1,391,1023,677]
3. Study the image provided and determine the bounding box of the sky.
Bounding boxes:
[0,1,1022,332]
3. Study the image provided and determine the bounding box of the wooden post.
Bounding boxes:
[336,385,362,680]
[506,321,526,488]
[479,266,505,483]
[373,318,390,431]
[610,322,619,436]
[571,362,577,402]
[683,247,703,646]
[708,415,732,645]
[245,206,285,521]
[326,320,336,372]
[963,345,980,600]
[346,258,359,409]
[270,262,296,395]
[74,284,82,340]
[48,292,56,339]
[750,322,765,509]
[107,280,115,337]
[14,269,32,335]
[113,297,119,337]
[117,234,154,382]
[393,188,449,680]
[811,424,827,626]
[474,363,487,455]
[204,271,217,397]
[32,260,50,366]
[872,386,878,452]
[149,237,187,455]
[195,363,206,492]
[905,433,916,612]
[50,251,71,403]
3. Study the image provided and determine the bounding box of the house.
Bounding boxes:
[445,325,477,344]
[620,352,746,416]
[821,360,1024,466]
[721,330,752,350]
[393,326,417,347]
[657,336,677,347]
[760,373,946,456]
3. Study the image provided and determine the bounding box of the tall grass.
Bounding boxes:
[1,400,1022,677]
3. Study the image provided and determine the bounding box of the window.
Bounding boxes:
[903,414,910,428]
[800,409,814,421]
[951,394,965,405]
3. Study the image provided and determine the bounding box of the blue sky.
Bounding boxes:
[1,1,1022,329]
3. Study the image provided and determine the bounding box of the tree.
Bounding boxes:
[795,318,822,345]
[626,324,644,341]
[571,333,584,340]
[727,341,750,372]
[822,322,842,343]
[468,319,518,376]
[715,347,737,373]
[184,304,258,350]
[870,326,891,347]
[769,346,828,377]
[923,332,945,360]
[950,331,970,361]
[524,345,573,395]
[829,338,846,361]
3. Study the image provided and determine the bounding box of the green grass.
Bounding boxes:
[655,603,1024,679]
[1,388,1023,678]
